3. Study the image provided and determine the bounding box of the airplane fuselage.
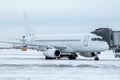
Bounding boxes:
[25,33,109,53]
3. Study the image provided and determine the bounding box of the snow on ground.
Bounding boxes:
[0,49,120,80]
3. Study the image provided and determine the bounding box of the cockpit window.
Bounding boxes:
[91,38,104,41]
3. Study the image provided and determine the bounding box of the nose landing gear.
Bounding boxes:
[94,52,100,61]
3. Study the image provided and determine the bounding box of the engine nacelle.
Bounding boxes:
[79,52,96,57]
[43,48,60,58]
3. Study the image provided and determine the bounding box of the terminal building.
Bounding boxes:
[92,28,120,58]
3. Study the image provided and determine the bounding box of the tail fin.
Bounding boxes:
[23,12,34,36]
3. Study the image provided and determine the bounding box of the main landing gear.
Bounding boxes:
[45,53,78,60]
[45,56,56,60]
[68,53,78,60]
[60,53,78,60]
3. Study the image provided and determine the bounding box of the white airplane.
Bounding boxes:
[0,13,109,60]
[0,33,109,60]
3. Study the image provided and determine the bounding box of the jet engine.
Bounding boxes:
[43,48,60,58]
[79,52,96,57]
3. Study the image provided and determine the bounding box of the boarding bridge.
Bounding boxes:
[91,28,120,58]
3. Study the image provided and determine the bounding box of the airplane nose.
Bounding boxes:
[102,42,109,50]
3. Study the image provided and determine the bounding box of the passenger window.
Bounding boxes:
[91,38,96,41]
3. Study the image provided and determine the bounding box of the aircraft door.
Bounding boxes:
[84,36,90,46]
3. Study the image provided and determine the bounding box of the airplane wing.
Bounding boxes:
[0,41,67,51]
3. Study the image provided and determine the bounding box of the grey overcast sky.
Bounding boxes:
[0,0,120,38]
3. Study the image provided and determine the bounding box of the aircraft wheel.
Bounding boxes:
[45,56,56,60]
[94,52,99,61]
[68,55,77,60]
[94,57,99,61]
